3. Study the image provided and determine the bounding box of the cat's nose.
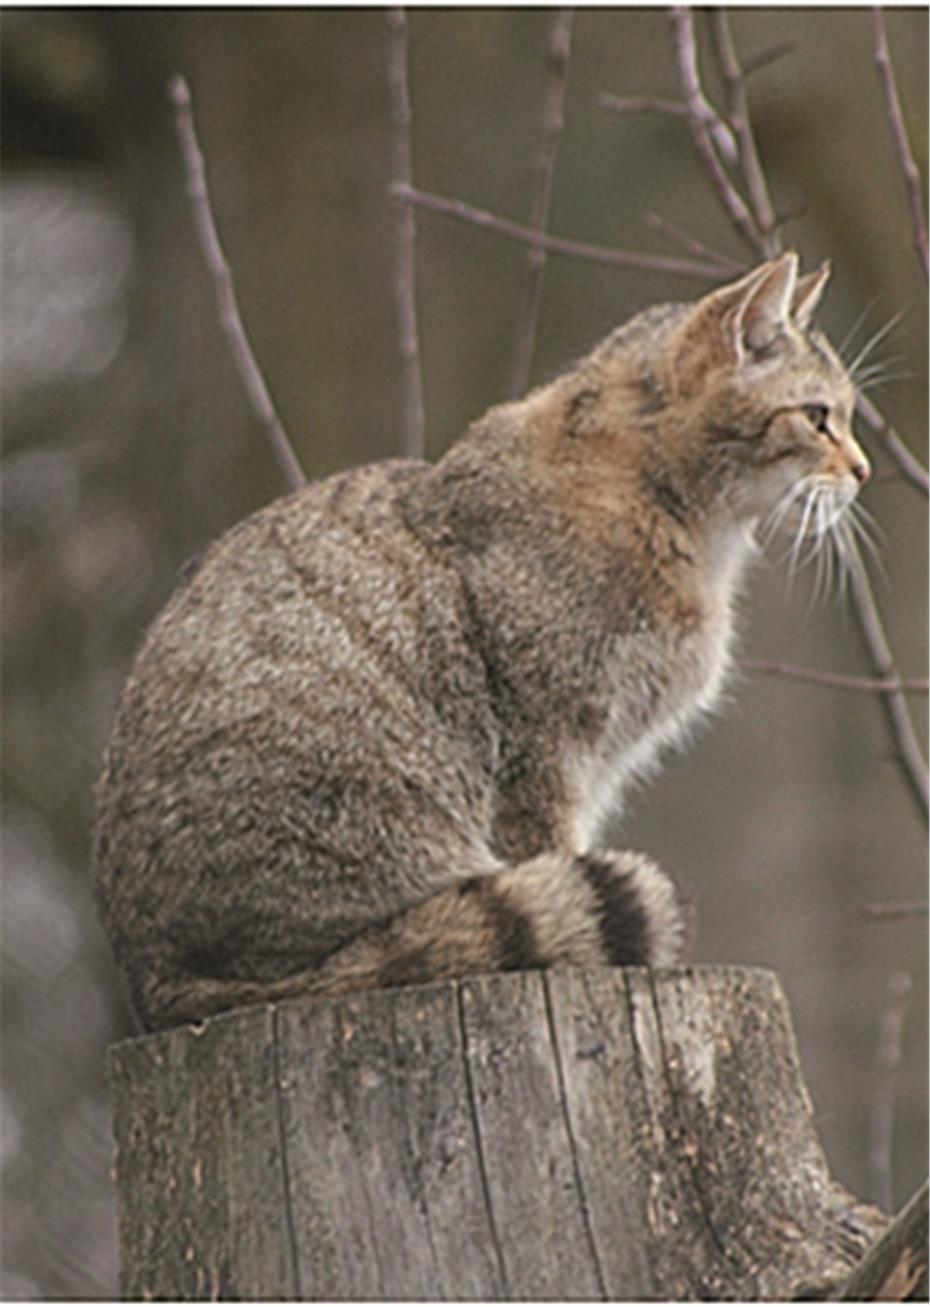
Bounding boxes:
[842,431,870,486]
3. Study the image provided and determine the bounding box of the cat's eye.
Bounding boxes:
[802,404,831,435]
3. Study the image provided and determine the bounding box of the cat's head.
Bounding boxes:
[659,253,871,543]
[535,253,872,582]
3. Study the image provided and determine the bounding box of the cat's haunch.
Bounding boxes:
[93,253,870,1030]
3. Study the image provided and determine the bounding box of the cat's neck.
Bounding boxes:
[401,400,758,650]
[699,516,759,616]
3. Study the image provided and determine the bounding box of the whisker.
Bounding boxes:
[845,501,887,583]
[847,499,885,551]
[847,308,905,384]
[854,352,906,383]
[760,481,804,553]
[773,478,878,607]
[789,487,817,577]
[856,367,915,395]
[810,485,841,608]
[838,296,880,363]
[760,474,879,607]
[832,500,863,604]
[810,509,830,606]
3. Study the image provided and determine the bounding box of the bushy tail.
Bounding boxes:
[144,850,687,1029]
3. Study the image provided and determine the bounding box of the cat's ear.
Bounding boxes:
[791,260,831,331]
[732,252,798,357]
[669,254,798,390]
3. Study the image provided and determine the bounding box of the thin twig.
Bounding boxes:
[857,392,929,498]
[168,75,306,491]
[645,211,743,270]
[848,555,929,822]
[662,16,929,825]
[769,200,807,232]
[863,901,929,920]
[652,16,928,828]
[669,11,739,164]
[872,8,929,281]
[391,183,729,279]
[510,8,575,399]
[742,38,797,77]
[710,9,779,256]
[739,658,928,696]
[386,8,425,459]
[599,92,688,118]
[867,971,913,1213]
[670,7,763,254]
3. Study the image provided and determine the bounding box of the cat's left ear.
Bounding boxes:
[791,260,831,331]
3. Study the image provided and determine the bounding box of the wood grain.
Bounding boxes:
[109,967,892,1300]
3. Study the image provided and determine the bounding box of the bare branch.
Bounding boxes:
[391,183,730,279]
[739,659,928,697]
[867,972,913,1214]
[848,556,929,822]
[769,200,807,232]
[386,8,426,459]
[857,392,929,498]
[710,9,779,255]
[669,7,764,254]
[599,92,688,119]
[872,8,929,281]
[839,1180,928,1300]
[168,75,306,491]
[669,9,739,162]
[510,8,575,399]
[742,38,797,77]
[661,15,927,823]
[645,211,743,270]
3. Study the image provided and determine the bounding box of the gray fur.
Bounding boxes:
[93,255,869,1029]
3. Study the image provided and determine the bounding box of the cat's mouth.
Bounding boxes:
[760,474,878,595]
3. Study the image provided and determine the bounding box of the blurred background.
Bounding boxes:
[2,8,926,1297]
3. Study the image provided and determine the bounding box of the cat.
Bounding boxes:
[93,252,871,1031]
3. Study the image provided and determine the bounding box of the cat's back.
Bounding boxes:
[94,459,500,933]
[111,460,439,734]
[113,458,482,735]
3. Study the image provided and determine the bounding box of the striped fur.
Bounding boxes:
[94,256,867,1030]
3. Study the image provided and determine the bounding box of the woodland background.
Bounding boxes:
[2,7,927,1297]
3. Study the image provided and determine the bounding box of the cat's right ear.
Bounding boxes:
[791,261,831,331]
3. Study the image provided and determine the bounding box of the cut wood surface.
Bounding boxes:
[109,966,890,1300]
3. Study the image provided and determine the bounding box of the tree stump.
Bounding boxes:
[109,966,888,1300]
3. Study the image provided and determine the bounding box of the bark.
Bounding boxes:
[108,966,889,1300]
[838,1181,928,1301]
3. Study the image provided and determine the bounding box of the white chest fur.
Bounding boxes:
[568,520,756,850]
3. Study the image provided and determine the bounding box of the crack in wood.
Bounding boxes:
[337,1005,390,1298]
[386,1001,443,1282]
[540,971,610,1301]
[270,1004,304,1301]
[455,982,510,1298]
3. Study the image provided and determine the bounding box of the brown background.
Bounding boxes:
[2,8,927,1296]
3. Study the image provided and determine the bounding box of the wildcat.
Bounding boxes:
[93,253,870,1031]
